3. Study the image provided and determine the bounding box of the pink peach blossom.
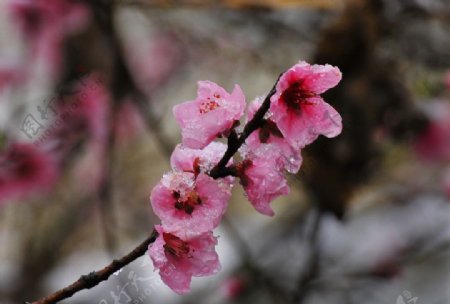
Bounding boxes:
[173,81,245,149]
[270,61,342,149]
[238,145,289,216]
[150,171,231,236]
[170,142,228,175]
[246,97,302,173]
[0,143,57,204]
[149,225,220,294]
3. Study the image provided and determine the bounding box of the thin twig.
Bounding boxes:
[30,230,158,304]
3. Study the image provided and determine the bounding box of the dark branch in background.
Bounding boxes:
[30,230,158,304]
[90,0,175,156]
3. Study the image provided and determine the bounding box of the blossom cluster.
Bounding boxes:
[148,61,343,294]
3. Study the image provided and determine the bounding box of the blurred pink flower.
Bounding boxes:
[114,100,145,143]
[220,276,247,299]
[173,81,245,149]
[8,0,89,76]
[0,62,26,91]
[170,142,228,175]
[0,142,57,204]
[444,71,450,90]
[126,31,184,95]
[149,225,220,294]
[150,171,231,236]
[238,145,289,216]
[33,74,110,194]
[246,97,302,173]
[270,61,342,149]
[413,101,450,162]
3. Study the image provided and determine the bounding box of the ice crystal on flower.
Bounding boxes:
[173,81,245,149]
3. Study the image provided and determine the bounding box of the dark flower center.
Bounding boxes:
[173,190,202,215]
[280,81,316,113]
[163,233,190,257]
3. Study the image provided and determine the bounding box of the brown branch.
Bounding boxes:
[30,229,158,304]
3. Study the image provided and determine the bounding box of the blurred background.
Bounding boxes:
[0,0,450,303]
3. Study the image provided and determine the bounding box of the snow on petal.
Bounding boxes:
[149,225,220,294]
[150,172,231,236]
[173,81,245,149]
[238,145,290,216]
[170,141,228,174]
[246,97,302,173]
[39,73,110,158]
